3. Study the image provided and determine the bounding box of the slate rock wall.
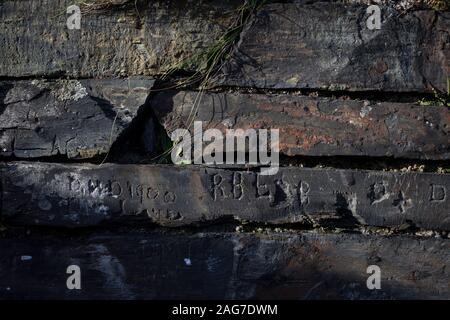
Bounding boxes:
[0,0,449,299]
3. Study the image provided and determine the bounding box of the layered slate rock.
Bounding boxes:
[0,0,240,77]
[216,2,450,92]
[1,162,449,230]
[0,78,154,158]
[0,230,448,299]
[339,0,449,11]
[152,91,450,160]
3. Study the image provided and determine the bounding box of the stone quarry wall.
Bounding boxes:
[0,0,449,299]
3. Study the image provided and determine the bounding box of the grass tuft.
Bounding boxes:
[150,0,267,163]
[418,77,450,107]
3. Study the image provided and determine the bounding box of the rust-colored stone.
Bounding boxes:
[152,91,450,160]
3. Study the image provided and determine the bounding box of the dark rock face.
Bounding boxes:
[152,91,450,159]
[217,3,450,92]
[0,230,448,299]
[1,162,449,230]
[0,0,449,301]
[0,78,154,158]
[0,0,240,78]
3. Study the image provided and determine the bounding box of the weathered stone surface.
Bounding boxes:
[0,0,239,77]
[0,78,154,158]
[0,230,448,299]
[339,0,449,11]
[152,91,450,159]
[217,2,450,92]
[1,162,449,230]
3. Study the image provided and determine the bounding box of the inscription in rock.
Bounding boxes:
[66,176,176,206]
[148,208,183,221]
[430,184,446,202]
[1,163,449,230]
[233,172,243,200]
[298,181,310,207]
[392,191,412,213]
[211,174,225,201]
[368,181,389,205]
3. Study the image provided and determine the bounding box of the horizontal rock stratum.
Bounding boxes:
[153,91,450,160]
[0,0,239,77]
[1,162,449,230]
[217,2,450,92]
[0,0,449,302]
[0,78,154,158]
[2,1,448,93]
[0,230,448,299]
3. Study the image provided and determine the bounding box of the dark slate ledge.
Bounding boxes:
[0,230,448,299]
[152,90,450,160]
[216,2,449,93]
[1,162,449,230]
[0,78,154,158]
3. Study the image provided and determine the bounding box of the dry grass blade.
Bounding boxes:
[150,0,267,163]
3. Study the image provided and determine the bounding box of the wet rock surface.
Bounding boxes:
[0,229,448,299]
